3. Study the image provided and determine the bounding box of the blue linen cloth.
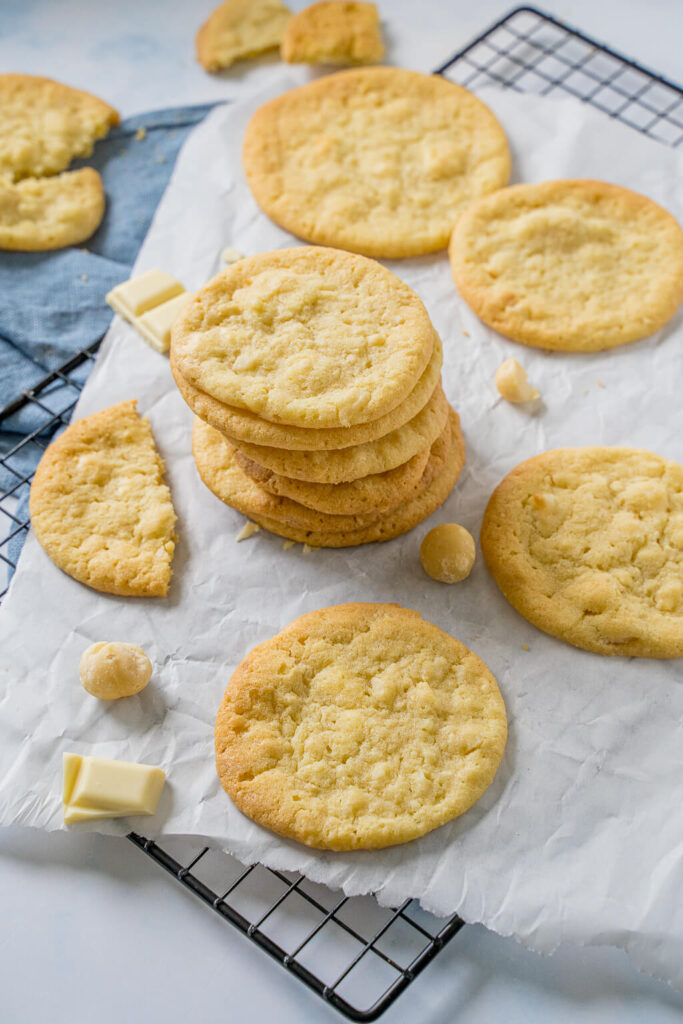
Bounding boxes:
[0,103,215,565]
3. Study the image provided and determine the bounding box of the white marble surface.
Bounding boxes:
[2,1,683,1022]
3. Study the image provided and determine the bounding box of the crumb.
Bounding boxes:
[236,521,261,542]
[79,247,89,254]
[462,330,470,337]
[282,539,295,550]
[155,154,166,164]
[522,644,529,651]
[597,380,605,388]
[583,388,589,395]
[302,543,317,554]
[80,274,88,282]
[495,358,540,403]
[220,246,244,265]
[135,127,147,141]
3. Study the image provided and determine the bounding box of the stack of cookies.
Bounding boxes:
[170,246,465,547]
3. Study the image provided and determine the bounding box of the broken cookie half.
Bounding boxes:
[30,400,177,597]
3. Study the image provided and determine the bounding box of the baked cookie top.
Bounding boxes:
[481,447,683,657]
[449,179,683,352]
[243,68,510,258]
[30,400,177,597]
[196,0,292,72]
[215,602,506,850]
[171,246,435,429]
[230,384,449,483]
[281,1,384,65]
[170,338,442,451]
[0,167,104,251]
[0,73,118,181]
[221,409,465,548]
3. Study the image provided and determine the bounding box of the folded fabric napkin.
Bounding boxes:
[0,103,216,564]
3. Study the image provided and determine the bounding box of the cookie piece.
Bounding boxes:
[215,410,465,547]
[449,180,683,353]
[230,385,449,484]
[481,447,683,657]
[171,246,435,429]
[235,442,431,515]
[0,73,118,181]
[281,1,383,65]
[0,167,104,251]
[215,602,506,850]
[243,68,510,258]
[196,0,292,71]
[170,338,442,450]
[30,400,177,597]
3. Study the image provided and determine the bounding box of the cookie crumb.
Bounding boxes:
[135,127,147,141]
[80,273,88,281]
[462,330,470,337]
[236,520,261,542]
[522,644,529,651]
[220,246,244,265]
[597,380,605,388]
[282,539,295,550]
[302,543,316,554]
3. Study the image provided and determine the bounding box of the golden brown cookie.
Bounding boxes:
[215,602,507,850]
[196,0,292,72]
[281,1,383,65]
[203,409,465,547]
[171,246,435,428]
[449,180,683,352]
[243,68,510,258]
[170,338,442,450]
[234,442,431,515]
[193,416,390,533]
[229,385,450,484]
[0,167,104,251]
[481,447,683,657]
[0,73,118,181]
[30,400,177,597]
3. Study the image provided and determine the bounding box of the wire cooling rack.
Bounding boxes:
[1,6,682,1020]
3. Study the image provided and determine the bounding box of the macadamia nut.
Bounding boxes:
[495,358,540,403]
[420,523,476,583]
[79,642,152,700]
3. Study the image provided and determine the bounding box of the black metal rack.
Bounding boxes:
[1,7,682,1020]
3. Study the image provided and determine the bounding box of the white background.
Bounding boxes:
[2,1,683,1022]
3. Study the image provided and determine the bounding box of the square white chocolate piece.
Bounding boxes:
[63,753,165,824]
[106,269,184,323]
[135,291,192,353]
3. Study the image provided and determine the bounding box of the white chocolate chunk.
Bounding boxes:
[135,291,192,353]
[106,269,184,322]
[63,753,165,824]
[220,246,244,264]
[495,358,540,403]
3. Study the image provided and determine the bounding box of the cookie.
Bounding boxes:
[243,68,510,258]
[481,447,683,657]
[234,442,431,515]
[216,410,465,547]
[30,400,177,597]
[170,338,442,450]
[281,1,383,65]
[449,180,683,352]
[0,73,118,181]
[196,0,292,72]
[230,385,450,484]
[215,602,506,850]
[193,417,390,533]
[0,167,104,251]
[171,246,435,429]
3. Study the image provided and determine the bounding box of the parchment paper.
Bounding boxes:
[1,81,683,988]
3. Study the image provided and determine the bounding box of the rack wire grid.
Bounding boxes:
[1,5,682,1020]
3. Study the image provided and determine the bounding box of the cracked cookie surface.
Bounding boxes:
[481,447,683,657]
[215,602,507,850]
